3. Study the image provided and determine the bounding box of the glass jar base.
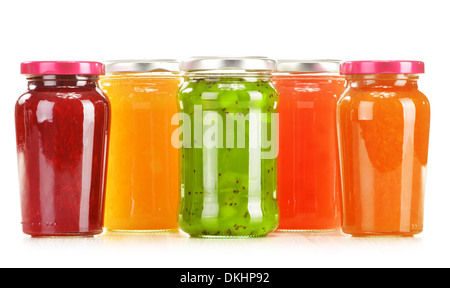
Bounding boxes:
[276,228,341,233]
[342,230,422,238]
[106,228,179,234]
[28,231,103,238]
[190,234,268,239]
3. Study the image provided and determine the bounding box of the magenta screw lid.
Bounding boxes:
[21,61,105,75]
[340,61,425,75]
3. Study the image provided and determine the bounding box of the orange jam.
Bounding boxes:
[338,72,430,236]
[100,62,181,232]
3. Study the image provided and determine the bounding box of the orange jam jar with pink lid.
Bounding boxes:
[273,60,345,232]
[337,61,430,237]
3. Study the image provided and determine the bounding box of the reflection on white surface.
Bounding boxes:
[21,230,423,249]
[10,230,435,267]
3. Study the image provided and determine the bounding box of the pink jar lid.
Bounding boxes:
[21,61,105,75]
[340,61,425,75]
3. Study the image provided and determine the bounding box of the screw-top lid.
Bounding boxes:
[105,60,180,73]
[276,59,341,73]
[181,57,276,72]
[340,61,425,75]
[21,61,105,75]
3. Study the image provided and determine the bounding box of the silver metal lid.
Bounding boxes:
[181,57,276,72]
[105,60,180,73]
[276,60,342,73]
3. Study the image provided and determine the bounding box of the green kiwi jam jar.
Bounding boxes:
[176,57,280,238]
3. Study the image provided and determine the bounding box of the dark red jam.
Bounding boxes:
[15,75,110,236]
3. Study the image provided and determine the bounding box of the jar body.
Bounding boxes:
[177,75,279,237]
[100,73,182,231]
[337,74,430,236]
[15,76,110,236]
[273,74,345,231]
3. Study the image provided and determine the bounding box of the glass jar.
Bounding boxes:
[15,61,110,237]
[100,60,182,232]
[177,57,279,238]
[337,61,430,237]
[273,60,345,232]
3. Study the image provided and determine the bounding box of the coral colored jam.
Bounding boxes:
[338,74,430,236]
[273,74,345,231]
[15,75,110,236]
[100,73,181,231]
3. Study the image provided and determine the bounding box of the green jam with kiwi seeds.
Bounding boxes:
[178,77,279,238]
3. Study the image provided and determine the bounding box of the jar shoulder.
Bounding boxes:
[178,79,278,101]
[16,88,110,108]
[338,88,429,108]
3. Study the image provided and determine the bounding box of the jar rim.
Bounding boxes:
[181,57,276,72]
[105,60,180,73]
[276,59,342,73]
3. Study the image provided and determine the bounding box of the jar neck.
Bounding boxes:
[26,75,100,90]
[346,74,419,89]
[103,71,180,79]
[274,73,344,83]
[184,70,272,81]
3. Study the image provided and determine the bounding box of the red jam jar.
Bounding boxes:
[273,60,345,232]
[15,61,110,237]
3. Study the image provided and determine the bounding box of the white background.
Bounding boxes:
[0,0,449,268]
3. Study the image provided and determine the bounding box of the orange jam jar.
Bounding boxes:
[100,60,182,232]
[337,61,430,237]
